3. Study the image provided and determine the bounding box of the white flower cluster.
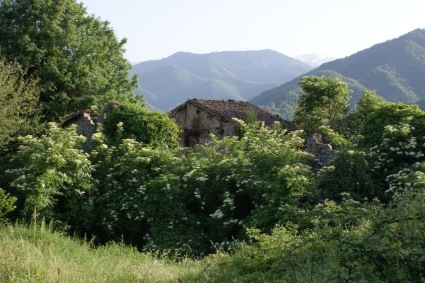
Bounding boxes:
[370,121,425,172]
[386,162,425,191]
[210,209,224,219]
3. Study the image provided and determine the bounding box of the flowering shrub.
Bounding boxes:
[370,119,425,174]
[361,103,425,147]
[4,123,94,231]
[89,121,313,255]
[171,122,313,253]
[91,137,204,254]
[367,118,425,201]
[386,162,425,192]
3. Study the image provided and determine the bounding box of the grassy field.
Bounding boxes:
[0,222,206,283]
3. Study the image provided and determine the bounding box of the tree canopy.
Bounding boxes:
[0,57,40,154]
[102,103,181,148]
[293,76,351,136]
[0,0,138,121]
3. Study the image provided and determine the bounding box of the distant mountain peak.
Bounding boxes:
[294,53,337,67]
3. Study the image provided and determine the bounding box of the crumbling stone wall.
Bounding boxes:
[75,111,96,140]
[307,133,336,166]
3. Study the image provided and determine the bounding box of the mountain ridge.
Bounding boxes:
[251,28,425,118]
[130,50,312,111]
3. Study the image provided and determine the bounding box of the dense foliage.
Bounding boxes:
[294,76,351,139]
[91,121,312,255]
[2,67,425,280]
[6,111,425,281]
[197,186,425,282]
[1,1,424,278]
[361,102,425,147]
[102,103,181,148]
[0,0,138,120]
[0,57,40,154]
[4,123,94,232]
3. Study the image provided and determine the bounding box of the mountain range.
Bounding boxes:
[130,50,312,111]
[131,29,425,118]
[252,28,425,118]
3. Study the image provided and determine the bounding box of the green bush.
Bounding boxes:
[90,137,201,253]
[196,188,425,282]
[361,103,425,147]
[316,149,378,201]
[367,118,425,202]
[102,103,180,148]
[4,123,94,232]
[0,188,16,223]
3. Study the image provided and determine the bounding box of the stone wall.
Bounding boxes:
[307,133,336,166]
[171,103,237,147]
[75,111,96,140]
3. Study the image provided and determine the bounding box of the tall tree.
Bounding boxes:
[293,76,351,136]
[0,0,139,121]
[0,57,40,154]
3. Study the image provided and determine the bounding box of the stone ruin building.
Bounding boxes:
[169,99,295,147]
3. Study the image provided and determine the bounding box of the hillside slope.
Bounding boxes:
[252,29,425,118]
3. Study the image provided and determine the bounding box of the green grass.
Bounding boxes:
[0,222,204,282]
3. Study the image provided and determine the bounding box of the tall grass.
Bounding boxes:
[0,222,203,282]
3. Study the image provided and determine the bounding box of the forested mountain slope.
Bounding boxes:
[130,50,312,111]
[251,29,425,118]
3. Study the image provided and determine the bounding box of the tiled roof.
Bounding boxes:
[170,99,295,130]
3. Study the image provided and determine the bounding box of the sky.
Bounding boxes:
[79,0,425,64]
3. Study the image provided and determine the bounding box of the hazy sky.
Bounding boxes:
[79,0,425,64]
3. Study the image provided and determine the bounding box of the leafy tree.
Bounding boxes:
[0,57,40,154]
[0,0,138,121]
[354,90,388,124]
[340,90,388,141]
[293,76,351,137]
[102,103,180,148]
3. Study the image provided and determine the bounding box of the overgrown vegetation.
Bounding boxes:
[102,102,180,148]
[0,222,202,282]
[3,86,425,280]
[0,57,40,154]
[1,0,425,281]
